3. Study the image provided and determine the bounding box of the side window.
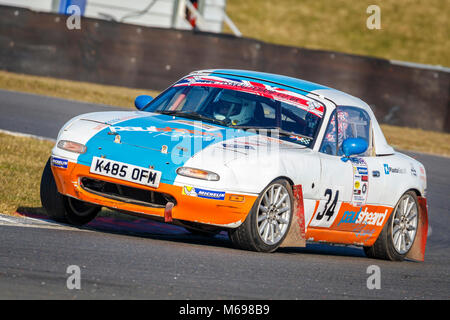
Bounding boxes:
[336,106,372,156]
[320,107,373,156]
[320,110,338,155]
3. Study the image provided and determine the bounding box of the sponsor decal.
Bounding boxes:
[111,126,223,138]
[337,207,388,227]
[174,75,325,118]
[182,186,225,200]
[351,158,368,206]
[384,164,406,175]
[51,157,68,169]
[357,167,368,175]
[289,135,312,146]
[350,157,366,165]
[410,164,417,177]
[353,225,376,239]
[222,143,254,150]
[362,183,367,194]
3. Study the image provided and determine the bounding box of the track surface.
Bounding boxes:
[0,89,449,299]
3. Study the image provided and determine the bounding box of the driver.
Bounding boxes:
[211,91,254,125]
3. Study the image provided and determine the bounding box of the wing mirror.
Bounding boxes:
[134,95,153,110]
[341,138,368,162]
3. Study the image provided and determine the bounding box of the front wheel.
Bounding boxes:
[40,158,100,226]
[364,191,419,261]
[228,179,293,252]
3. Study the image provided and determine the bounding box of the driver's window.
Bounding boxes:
[320,107,373,156]
[336,106,372,156]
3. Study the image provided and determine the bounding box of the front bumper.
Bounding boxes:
[51,160,257,228]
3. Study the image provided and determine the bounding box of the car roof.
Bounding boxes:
[193,69,366,107]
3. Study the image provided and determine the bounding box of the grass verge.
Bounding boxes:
[0,132,134,219]
[0,70,159,109]
[226,0,449,67]
[0,132,53,215]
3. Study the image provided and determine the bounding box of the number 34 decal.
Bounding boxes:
[309,187,342,228]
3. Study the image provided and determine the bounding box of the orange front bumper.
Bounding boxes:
[51,161,257,227]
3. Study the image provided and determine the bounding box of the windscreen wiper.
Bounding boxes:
[155,110,229,127]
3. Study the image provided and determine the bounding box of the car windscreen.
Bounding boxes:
[143,76,325,147]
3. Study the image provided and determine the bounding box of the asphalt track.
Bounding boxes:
[0,89,449,300]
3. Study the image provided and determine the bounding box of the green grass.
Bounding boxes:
[226,0,449,67]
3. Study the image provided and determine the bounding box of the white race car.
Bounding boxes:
[40,69,429,261]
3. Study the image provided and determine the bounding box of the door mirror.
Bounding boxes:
[134,95,153,110]
[341,138,368,162]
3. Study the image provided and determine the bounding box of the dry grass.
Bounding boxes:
[0,70,159,108]
[226,0,449,67]
[0,132,136,219]
[381,124,450,157]
[0,132,53,215]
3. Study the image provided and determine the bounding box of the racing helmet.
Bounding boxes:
[212,91,254,125]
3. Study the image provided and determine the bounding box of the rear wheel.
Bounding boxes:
[228,179,293,252]
[40,158,100,226]
[364,191,419,261]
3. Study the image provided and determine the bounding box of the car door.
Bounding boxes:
[308,109,354,228]
[308,106,384,230]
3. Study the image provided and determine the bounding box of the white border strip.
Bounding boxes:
[0,129,56,142]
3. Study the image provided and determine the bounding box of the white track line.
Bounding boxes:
[0,213,90,232]
[0,129,55,142]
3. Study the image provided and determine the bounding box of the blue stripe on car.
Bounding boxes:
[77,113,255,184]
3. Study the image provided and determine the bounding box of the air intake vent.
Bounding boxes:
[80,177,176,208]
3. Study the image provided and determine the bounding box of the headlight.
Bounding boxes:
[57,140,87,154]
[176,167,220,181]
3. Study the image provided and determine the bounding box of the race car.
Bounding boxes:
[40,69,428,261]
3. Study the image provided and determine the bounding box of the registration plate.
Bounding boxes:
[89,156,162,188]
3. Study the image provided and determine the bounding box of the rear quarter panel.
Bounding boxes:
[376,152,426,206]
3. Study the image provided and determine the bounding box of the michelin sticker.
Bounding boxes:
[183,186,225,200]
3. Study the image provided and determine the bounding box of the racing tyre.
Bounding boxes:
[364,191,419,261]
[40,158,100,226]
[228,179,293,253]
